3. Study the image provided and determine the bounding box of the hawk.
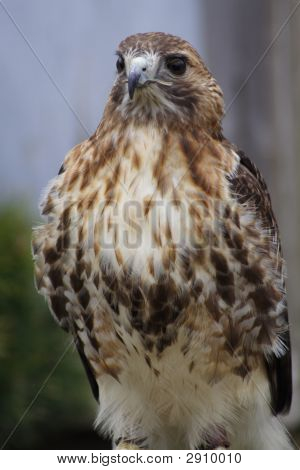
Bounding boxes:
[32,32,292,449]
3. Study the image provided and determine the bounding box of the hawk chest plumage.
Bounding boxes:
[34,123,285,399]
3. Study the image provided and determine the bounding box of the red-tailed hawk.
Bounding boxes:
[32,32,292,449]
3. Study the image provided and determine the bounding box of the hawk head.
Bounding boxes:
[106,32,224,135]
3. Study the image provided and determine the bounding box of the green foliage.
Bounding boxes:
[0,204,96,449]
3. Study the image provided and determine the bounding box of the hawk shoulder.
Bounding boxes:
[228,147,292,415]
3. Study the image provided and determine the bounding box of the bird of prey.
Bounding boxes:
[32,32,292,450]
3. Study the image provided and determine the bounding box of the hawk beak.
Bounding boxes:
[127,58,148,100]
[128,68,142,100]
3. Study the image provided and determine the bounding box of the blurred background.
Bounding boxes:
[0,0,299,449]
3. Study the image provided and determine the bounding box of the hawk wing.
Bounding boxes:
[33,156,100,403]
[76,338,99,402]
[229,148,292,415]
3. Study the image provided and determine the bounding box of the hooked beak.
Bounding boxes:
[126,56,172,100]
[127,58,149,100]
[128,67,142,100]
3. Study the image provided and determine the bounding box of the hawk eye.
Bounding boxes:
[116,55,125,73]
[166,56,187,75]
